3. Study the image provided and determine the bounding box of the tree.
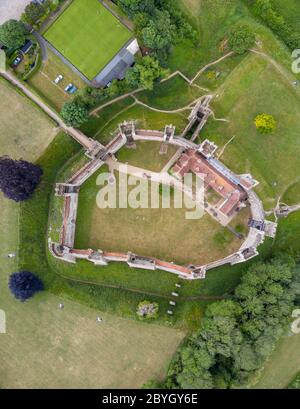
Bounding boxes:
[254,113,276,133]
[9,271,44,302]
[61,101,89,127]
[228,24,256,54]
[136,300,159,319]
[163,258,298,389]
[142,10,174,50]
[21,1,49,26]
[126,55,168,90]
[0,156,42,202]
[118,0,154,17]
[0,20,27,49]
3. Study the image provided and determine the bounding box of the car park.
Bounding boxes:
[64,83,73,92]
[53,75,63,84]
[69,85,77,94]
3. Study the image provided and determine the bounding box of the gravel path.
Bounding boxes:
[0,0,32,24]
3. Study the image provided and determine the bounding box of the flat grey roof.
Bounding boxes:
[93,43,135,87]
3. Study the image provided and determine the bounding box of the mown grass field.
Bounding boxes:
[44,0,132,80]
[201,53,300,210]
[252,330,300,389]
[0,79,57,159]
[0,90,186,388]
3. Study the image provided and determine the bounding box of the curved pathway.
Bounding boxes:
[32,31,48,62]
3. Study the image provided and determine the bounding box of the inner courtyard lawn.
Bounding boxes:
[74,168,250,266]
[44,0,132,80]
[116,140,178,172]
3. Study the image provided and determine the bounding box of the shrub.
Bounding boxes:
[228,24,256,54]
[61,101,89,127]
[255,113,276,134]
[9,271,44,302]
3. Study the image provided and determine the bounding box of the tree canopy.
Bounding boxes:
[228,24,256,54]
[118,0,197,63]
[9,271,44,302]
[0,20,27,49]
[255,113,276,133]
[0,156,42,202]
[61,101,89,127]
[21,0,50,26]
[126,55,168,90]
[164,257,299,388]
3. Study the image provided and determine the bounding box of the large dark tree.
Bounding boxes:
[0,20,27,49]
[0,156,42,202]
[9,271,44,302]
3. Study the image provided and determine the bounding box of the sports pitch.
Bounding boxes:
[44,0,132,80]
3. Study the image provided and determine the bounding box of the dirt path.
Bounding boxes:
[250,49,300,97]
[90,88,143,115]
[133,95,197,114]
[90,53,234,116]
[190,51,234,84]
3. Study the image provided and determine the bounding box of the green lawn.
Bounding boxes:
[252,331,300,389]
[116,140,178,172]
[0,127,185,388]
[28,49,86,111]
[138,75,205,109]
[44,0,132,80]
[0,79,57,159]
[73,168,248,266]
[200,53,300,210]
[83,102,189,143]
[0,191,185,388]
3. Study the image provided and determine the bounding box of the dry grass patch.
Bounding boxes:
[0,79,56,160]
[76,170,250,266]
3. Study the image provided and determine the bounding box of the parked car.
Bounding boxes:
[12,55,22,67]
[69,85,78,94]
[64,83,73,92]
[53,74,63,84]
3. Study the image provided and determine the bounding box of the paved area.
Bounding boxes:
[0,0,31,24]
